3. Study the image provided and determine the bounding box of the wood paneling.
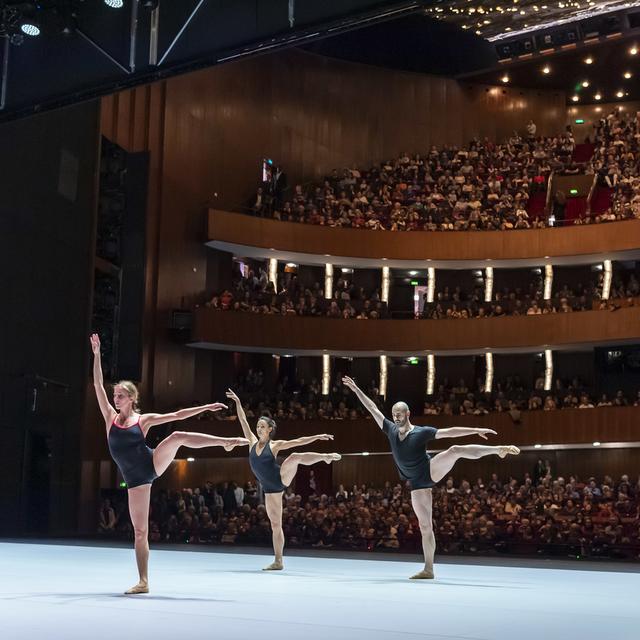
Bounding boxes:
[193,305,640,354]
[209,210,640,263]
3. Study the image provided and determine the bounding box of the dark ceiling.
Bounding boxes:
[464,34,640,104]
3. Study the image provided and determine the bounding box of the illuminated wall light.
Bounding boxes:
[379,355,388,399]
[362,451,370,456]
[584,56,593,64]
[593,441,601,447]
[572,95,580,102]
[187,457,195,462]
[268,258,278,292]
[381,265,390,303]
[543,264,553,300]
[426,267,435,304]
[542,65,551,74]
[324,263,334,299]
[409,270,418,276]
[602,260,612,300]
[582,80,589,88]
[426,354,435,396]
[624,71,632,79]
[544,349,553,392]
[594,93,602,101]
[484,266,494,303]
[322,354,331,396]
[484,353,494,393]
[285,262,297,268]
[616,90,625,98]
[501,74,510,83]
[630,47,638,55]
[534,443,542,449]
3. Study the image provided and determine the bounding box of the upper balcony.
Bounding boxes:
[207,210,640,269]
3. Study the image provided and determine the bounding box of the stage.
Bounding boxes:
[1,541,638,640]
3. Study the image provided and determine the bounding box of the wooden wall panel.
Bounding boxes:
[209,210,640,263]
[193,305,640,354]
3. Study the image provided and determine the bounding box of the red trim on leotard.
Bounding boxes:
[111,420,141,430]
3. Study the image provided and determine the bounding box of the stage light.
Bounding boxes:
[104,0,124,7]
[20,22,40,37]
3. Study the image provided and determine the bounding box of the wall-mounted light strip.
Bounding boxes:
[426,354,435,396]
[324,263,334,299]
[322,354,331,396]
[268,258,278,292]
[484,267,494,303]
[381,266,390,303]
[484,352,494,393]
[544,264,553,300]
[379,355,388,399]
[602,260,612,300]
[544,349,553,392]
[426,267,435,304]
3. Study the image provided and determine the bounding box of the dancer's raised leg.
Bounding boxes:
[410,488,435,579]
[152,431,247,476]
[126,483,152,594]
[264,492,284,571]
[279,451,341,487]
[430,444,520,484]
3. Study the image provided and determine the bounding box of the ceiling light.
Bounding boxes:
[594,93,602,100]
[624,71,632,79]
[616,90,625,98]
[584,56,593,64]
[630,47,638,55]
[20,22,40,36]
[582,80,589,88]
[572,95,579,102]
[501,74,510,83]
[409,270,418,276]
[542,66,550,74]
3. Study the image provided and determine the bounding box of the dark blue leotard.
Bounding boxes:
[249,441,286,493]
[382,419,438,490]
[108,421,158,488]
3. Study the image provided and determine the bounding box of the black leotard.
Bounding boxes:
[249,441,286,493]
[108,421,158,488]
[382,419,438,490]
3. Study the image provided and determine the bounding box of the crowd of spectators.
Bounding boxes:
[423,376,640,416]
[100,470,640,559]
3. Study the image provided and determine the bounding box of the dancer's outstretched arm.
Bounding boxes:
[140,403,227,434]
[342,376,385,429]
[90,334,116,428]
[272,434,334,455]
[226,388,258,445]
[435,427,497,440]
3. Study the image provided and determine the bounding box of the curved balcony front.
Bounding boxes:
[207,210,640,268]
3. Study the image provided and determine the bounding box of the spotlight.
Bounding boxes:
[104,0,124,7]
[584,56,593,64]
[624,71,632,79]
[542,65,550,74]
[594,93,602,100]
[582,80,589,88]
[20,21,40,37]
[501,74,510,83]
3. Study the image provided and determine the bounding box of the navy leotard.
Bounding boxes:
[249,441,286,493]
[382,418,438,490]
[108,421,158,488]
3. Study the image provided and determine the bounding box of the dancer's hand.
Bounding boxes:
[342,376,358,391]
[89,333,101,355]
[207,402,228,412]
[225,389,240,403]
[317,434,334,441]
[476,428,497,440]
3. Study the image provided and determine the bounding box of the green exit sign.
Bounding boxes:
[570,188,579,195]
[575,119,585,124]
[410,280,419,285]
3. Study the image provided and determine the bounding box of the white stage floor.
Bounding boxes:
[1,542,638,640]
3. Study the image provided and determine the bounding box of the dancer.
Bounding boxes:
[226,388,341,570]
[343,376,519,579]
[90,334,248,594]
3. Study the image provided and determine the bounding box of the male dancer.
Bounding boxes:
[343,376,519,579]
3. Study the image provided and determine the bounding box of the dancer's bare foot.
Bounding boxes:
[324,453,342,463]
[498,445,520,458]
[224,438,249,452]
[409,570,435,580]
[125,581,149,594]
[262,561,284,571]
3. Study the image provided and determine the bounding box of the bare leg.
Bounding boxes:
[264,492,284,570]
[126,484,152,594]
[410,488,435,579]
[430,444,520,484]
[279,452,342,488]
[152,431,247,477]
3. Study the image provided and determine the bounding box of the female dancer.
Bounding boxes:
[91,334,248,594]
[226,388,341,570]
